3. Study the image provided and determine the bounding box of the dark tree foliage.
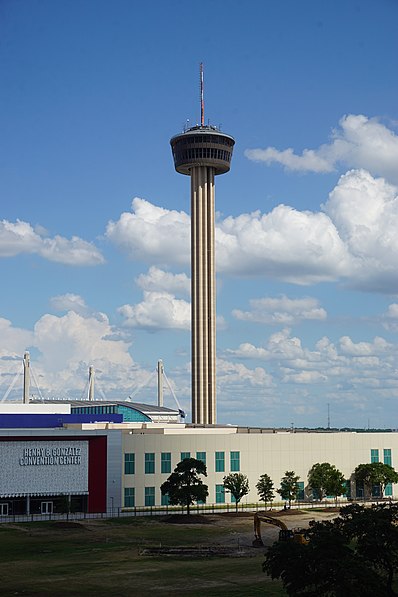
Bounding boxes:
[223,473,249,513]
[354,462,398,498]
[160,457,208,515]
[307,462,346,503]
[263,503,398,596]
[256,473,275,507]
[277,471,300,507]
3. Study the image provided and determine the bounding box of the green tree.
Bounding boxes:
[256,474,275,508]
[263,503,398,595]
[338,503,398,593]
[223,473,249,513]
[277,471,300,507]
[160,458,208,515]
[308,462,346,503]
[355,462,398,498]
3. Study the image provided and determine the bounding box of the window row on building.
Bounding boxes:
[124,484,241,508]
[173,147,232,163]
[124,451,240,475]
[73,405,116,414]
[370,448,392,465]
[176,134,234,147]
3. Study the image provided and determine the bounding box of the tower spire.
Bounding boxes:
[200,62,204,127]
[170,68,235,424]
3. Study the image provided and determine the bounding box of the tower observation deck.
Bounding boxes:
[170,67,234,425]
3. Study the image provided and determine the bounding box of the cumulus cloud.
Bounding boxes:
[0,219,104,265]
[339,335,391,356]
[323,169,398,291]
[34,311,133,372]
[136,266,190,296]
[225,328,398,405]
[217,358,273,387]
[118,292,191,331]
[0,307,152,401]
[382,304,398,332]
[107,168,398,292]
[106,198,190,265]
[245,114,398,182]
[50,294,90,316]
[0,319,33,358]
[233,295,327,325]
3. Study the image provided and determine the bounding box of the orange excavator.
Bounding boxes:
[253,512,309,547]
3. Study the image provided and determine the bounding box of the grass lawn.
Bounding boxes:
[0,515,285,596]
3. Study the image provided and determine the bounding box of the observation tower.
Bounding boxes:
[170,65,234,424]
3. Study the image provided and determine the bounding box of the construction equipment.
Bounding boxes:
[253,512,309,547]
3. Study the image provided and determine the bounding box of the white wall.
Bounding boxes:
[122,429,398,506]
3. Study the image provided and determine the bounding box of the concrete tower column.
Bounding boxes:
[191,166,216,423]
[170,115,234,424]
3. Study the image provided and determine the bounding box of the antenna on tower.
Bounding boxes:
[200,62,204,127]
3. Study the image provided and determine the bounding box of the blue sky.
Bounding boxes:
[1,0,398,428]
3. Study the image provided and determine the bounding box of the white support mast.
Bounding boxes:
[23,351,30,404]
[88,365,95,401]
[157,359,164,407]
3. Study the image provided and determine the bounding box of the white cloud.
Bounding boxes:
[217,358,273,387]
[339,335,390,356]
[34,311,133,373]
[245,114,398,182]
[106,198,190,265]
[282,370,328,384]
[50,294,90,316]
[136,267,190,296]
[225,329,398,403]
[118,291,191,330]
[107,168,398,292]
[324,169,398,291]
[233,295,327,325]
[0,319,33,357]
[382,304,398,332]
[0,219,104,265]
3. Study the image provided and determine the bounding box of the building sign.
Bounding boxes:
[0,440,88,497]
[19,446,82,466]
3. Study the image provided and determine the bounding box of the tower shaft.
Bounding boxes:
[191,166,216,424]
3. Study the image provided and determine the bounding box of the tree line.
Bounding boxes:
[160,458,398,513]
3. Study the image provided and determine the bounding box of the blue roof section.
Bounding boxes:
[0,413,123,428]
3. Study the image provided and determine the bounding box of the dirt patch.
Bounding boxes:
[161,514,213,524]
[49,521,87,529]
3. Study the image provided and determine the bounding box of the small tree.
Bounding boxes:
[277,471,300,508]
[256,474,275,508]
[355,462,398,498]
[160,458,208,515]
[308,462,346,503]
[223,473,249,513]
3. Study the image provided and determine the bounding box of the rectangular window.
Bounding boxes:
[372,484,381,498]
[384,449,392,466]
[181,452,190,461]
[124,487,135,508]
[215,451,225,473]
[297,481,305,501]
[216,484,225,504]
[161,452,171,474]
[124,453,135,475]
[385,483,393,497]
[145,453,155,474]
[161,493,169,506]
[371,449,379,463]
[145,487,155,506]
[356,480,364,499]
[196,452,206,465]
[343,480,351,499]
[230,451,240,472]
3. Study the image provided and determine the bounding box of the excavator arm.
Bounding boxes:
[253,512,308,547]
